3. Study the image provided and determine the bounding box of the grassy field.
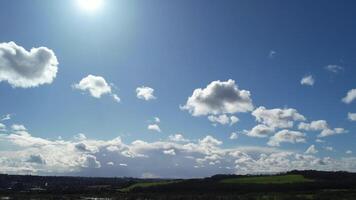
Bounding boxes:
[119,181,178,192]
[220,174,313,184]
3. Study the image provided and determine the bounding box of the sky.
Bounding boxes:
[0,0,355,178]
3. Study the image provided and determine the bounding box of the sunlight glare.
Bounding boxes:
[77,0,103,12]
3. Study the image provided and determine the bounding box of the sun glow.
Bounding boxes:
[77,0,103,12]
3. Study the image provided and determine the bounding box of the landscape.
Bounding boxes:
[0,0,356,199]
[2,170,356,199]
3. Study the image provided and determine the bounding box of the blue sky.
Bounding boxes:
[0,0,355,177]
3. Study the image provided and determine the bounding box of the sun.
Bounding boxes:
[77,0,103,12]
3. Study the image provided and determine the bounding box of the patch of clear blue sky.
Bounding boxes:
[0,0,355,156]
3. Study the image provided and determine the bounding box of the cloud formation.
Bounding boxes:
[0,42,58,88]
[300,75,315,86]
[73,75,120,102]
[243,124,274,138]
[268,130,306,146]
[348,113,356,121]
[305,145,318,154]
[136,86,156,101]
[325,65,343,73]
[252,106,306,129]
[342,89,356,104]
[147,124,161,132]
[1,126,356,177]
[298,120,346,137]
[181,80,254,116]
[208,114,239,126]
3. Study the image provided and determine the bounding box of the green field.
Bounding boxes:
[119,181,178,192]
[220,174,313,184]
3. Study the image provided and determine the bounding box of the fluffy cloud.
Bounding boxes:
[300,75,315,86]
[147,124,161,132]
[325,65,343,73]
[1,114,11,121]
[181,79,253,116]
[208,114,239,126]
[1,127,356,177]
[73,75,120,102]
[349,113,356,121]
[229,132,238,140]
[0,42,58,88]
[0,123,6,131]
[298,120,347,137]
[169,134,189,142]
[268,130,306,146]
[136,86,156,101]
[243,124,274,138]
[342,89,356,104]
[252,106,305,129]
[305,145,318,154]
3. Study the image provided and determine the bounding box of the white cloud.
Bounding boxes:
[169,134,189,142]
[300,75,315,86]
[1,114,11,121]
[324,146,333,151]
[154,117,160,123]
[136,86,156,101]
[342,89,356,104]
[348,113,356,121]
[11,124,27,132]
[305,145,318,154]
[252,106,305,129]
[318,127,347,138]
[147,124,161,132]
[163,149,176,156]
[325,65,343,73]
[1,126,356,177]
[181,79,254,116]
[229,132,238,140]
[243,124,274,138]
[346,150,352,154]
[207,114,239,126]
[298,120,328,131]
[298,120,347,138]
[0,123,6,131]
[0,42,58,88]
[73,75,119,102]
[268,130,306,147]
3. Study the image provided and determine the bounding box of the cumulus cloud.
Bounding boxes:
[1,126,356,177]
[163,149,176,156]
[181,79,253,116]
[208,114,239,126]
[300,75,315,86]
[252,106,305,129]
[298,120,346,137]
[169,134,189,142]
[11,124,27,132]
[0,123,6,131]
[243,124,275,138]
[346,150,353,154]
[325,65,343,73]
[268,130,306,146]
[349,113,356,121]
[342,89,356,104]
[1,114,11,121]
[147,124,161,132]
[73,75,120,102]
[305,145,318,154]
[229,132,238,140]
[0,42,58,88]
[136,86,156,101]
